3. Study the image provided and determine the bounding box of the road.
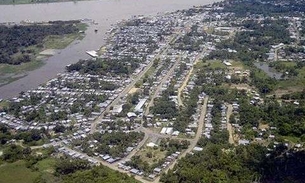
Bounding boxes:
[226,104,234,144]
[177,48,206,106]
[62,145,153,183]
[154,96,209,182]
[90,33,181,134]
[144,55,181,116]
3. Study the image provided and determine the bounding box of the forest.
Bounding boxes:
[221,0,305,17]
[0,21,80,65]
[66,57,140,76]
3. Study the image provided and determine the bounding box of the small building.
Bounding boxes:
[112,104,123,114]
[134,99,147,113]
[172,131,180,136]
[238,139,250,145]
[147,142,158,148]
[153,167,162,174]
[130,168,139,175]
[223,60,232,66]
[160,127,167,134]
[127,112,137,118]
[165,127,173,135]
[193,146,203,152]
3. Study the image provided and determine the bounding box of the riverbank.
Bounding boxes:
[0,0,222,99]
[0,22,87,88]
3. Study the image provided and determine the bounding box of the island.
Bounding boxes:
[0,20,87,87]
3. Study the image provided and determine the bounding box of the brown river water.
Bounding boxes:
[0,0,220,99]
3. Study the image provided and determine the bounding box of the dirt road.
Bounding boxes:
[154,96,209,182]
[226,104,234,144]
[144,56,181,116]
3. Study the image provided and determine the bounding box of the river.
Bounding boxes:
[0,0,221,99]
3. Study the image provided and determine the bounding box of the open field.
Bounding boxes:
[0,158,57,183]
[136,146,166,165]
[275,65,305,93]
[199,60,226,69]
[44,34,79,49]
[0,100,9,109]
[35,158,56,173]
[44,24,87,49]
[0,161,40,183]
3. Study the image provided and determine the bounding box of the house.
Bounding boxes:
[112,104,123,114]
[134,99,147,112]
[193,146,203,151]
[130,168,139,175]
[238,139,250,145]
[146,142,158,147]
[153,167,162,174]
[127,112,137,118]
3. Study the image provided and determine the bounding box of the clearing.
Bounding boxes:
[0,160,40,183]
[136,146,167,166]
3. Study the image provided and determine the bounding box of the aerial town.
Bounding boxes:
[1,0,305,182]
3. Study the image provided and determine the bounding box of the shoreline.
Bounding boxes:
[0,21,88,93]
[0,0,222,99]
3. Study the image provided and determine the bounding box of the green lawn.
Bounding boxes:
[0,160,40,183]
[136,147,166,166]
[35,158,56,173]
[0,158,58,183]
[0,101,9,109]
[277,65,305,89]
[208,60,226,69]
[281,61,297,67]
[44,34,79,49]
[282,136,301,144]
[196,60,226,70]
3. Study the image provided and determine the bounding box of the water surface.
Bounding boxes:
[0,0,221,99]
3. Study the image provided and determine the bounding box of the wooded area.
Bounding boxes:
[0,21,80,65]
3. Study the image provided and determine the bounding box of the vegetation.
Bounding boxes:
[77,131,144,158]
[161,143,266,183]
[0,60,44,86]
[221,0,305,17]
[0,140,137,183]
[0,160,40,183]
[61,166,139,183]
[0,21,80,65]
[0,21,86,86]
[66,57,141,76]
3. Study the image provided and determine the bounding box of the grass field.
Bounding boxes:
[196,60,224,70]
[0,100,9,109]
[196,59,245,71]
[44,34,79,49]
[35,158,56,173]
[275,63,305,91]
[44,23,87,49]
[0,158,57,183]
[0,161,40,183]
[136,147,166,165]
